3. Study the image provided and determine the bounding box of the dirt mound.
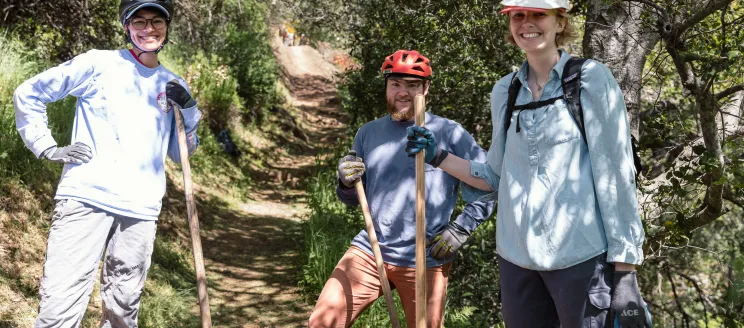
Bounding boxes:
[271,36,339,101]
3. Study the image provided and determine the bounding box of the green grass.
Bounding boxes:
[300,144,361,297]
[138,236,201,327]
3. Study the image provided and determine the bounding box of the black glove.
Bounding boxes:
[166,80,197,109]
[611,271,652,328]
[42,142,93,164]
[427,222,470,260]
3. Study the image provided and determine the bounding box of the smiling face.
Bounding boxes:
[385,76,430,121]
[508,9,565,55]
[125,8,168,52]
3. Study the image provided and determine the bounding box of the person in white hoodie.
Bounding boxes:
[13,0,201,326]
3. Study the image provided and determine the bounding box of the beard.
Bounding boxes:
[387,98,414,121]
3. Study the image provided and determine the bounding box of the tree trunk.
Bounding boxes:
[720,91,743,138]
[582,0,659,138]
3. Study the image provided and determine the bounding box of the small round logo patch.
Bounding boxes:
[156,92,172,113]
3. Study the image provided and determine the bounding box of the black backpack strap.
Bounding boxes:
[631,135,643,180]
[513,96,564,111]
[561,57,644,180]
[504,72,521,136]
[561,57,588,144]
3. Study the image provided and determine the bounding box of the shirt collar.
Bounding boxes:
[516,49,572,85]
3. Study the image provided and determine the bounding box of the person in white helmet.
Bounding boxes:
[14,0,201,326]
[406,0,652,327]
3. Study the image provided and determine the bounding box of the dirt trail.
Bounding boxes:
[200,36,347,327]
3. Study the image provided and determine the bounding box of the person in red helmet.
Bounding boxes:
[308,50,495,328]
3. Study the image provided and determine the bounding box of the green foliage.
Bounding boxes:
[218,22,282,125]
[270,0,349,47]
[171,0,282,126]
[300,142,362,297]
[445,219,501,326]
[0,34,76,198]
[138,237,201,327]
[0,0,122,61]
[190,57,241,129]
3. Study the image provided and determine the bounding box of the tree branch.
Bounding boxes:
[678,0,733,34]
[666,267,692,328]
[624,0,668,20]
[667,264,717,321]
[715,84,744,100]
[720,110,743,120]
[723,187,743,208]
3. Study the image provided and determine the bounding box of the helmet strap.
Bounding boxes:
[125,28,170,58]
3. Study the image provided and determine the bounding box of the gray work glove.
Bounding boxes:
[166,79,197,109]
[427,222,470,260]
[338,152,365,188]
[42,142,93,164]
[612,271,652,328]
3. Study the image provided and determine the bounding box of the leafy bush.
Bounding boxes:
[170,0,282,126]
[0,34,75,198]
[0,0,122,61]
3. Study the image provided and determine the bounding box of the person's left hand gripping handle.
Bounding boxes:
[166,79,199,152]
[166,79,197,109]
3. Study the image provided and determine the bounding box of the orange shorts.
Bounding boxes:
[308,246,452,328]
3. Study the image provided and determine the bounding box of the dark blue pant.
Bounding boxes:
[499,253,613,328]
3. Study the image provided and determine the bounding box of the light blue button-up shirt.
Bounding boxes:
[464,51,645,270]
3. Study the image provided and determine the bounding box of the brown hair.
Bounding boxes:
[505,10,578,48]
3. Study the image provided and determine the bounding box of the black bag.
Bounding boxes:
[504,57,643,179]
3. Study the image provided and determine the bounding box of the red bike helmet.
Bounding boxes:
[381,50,432,79]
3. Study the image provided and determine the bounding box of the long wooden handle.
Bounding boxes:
[174,106,213,328]
[354,180,401,328]
[414,94,427,328]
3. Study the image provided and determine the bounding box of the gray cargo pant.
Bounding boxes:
[498,253,614,328]
[35,199,158,328]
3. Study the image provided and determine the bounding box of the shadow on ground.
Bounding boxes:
[161,175,312,327]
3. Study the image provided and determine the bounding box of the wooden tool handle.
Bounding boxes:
[174,107,213,328]
[414,94,427,328]
[353,174,401,327]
